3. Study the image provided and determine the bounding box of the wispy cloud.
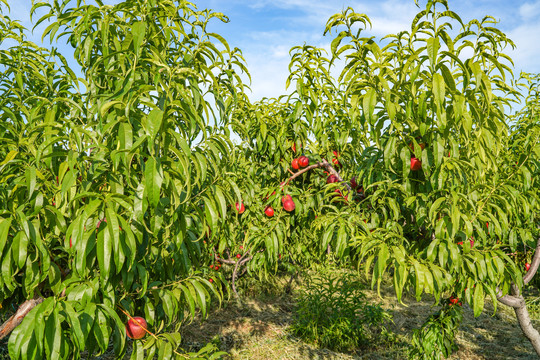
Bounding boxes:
[507,23,540,74]
[518,1,540,20]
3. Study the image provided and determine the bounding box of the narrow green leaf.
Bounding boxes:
[132,21,147,56]
[145,109,164,142]
[145,158,163,208]
[473,284,484,317]
[432,73,446,108]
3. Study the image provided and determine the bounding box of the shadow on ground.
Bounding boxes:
[181,276,539,360]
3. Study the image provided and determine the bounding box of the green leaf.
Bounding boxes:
[203,196,218,234]
[426,36,440,68]
[145,109,164,142]
[97,222,112,282]
[26,167,36,200]
[0,217,12,257]
[119,122,133,150]
[439,63,456,93]
[432,73,446,108]
[0,150,17,166]
[362,88,377,124]
[63,302,85,350]
[322,224,336,252]
[61,169,77,196]
[429,197,446,222]
[100,101,124,118]
[473,284,484,317]
[214,187,227,221]
[180,284,196,319]
[132,21,147,56]
[44,306,62,359]
[145,157,163,208]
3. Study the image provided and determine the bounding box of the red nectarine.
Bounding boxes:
[126,317,147,340]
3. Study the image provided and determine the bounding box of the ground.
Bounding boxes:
[181,272,539,360]
[0,271,538,359]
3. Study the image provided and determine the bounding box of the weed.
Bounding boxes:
[289,272,393,353]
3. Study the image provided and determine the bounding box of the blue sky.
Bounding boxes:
[195,0,540,100]
[6,0,540,101]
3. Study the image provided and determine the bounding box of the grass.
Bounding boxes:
[181,269,540,359]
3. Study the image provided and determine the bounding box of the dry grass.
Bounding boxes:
[181,272,539,360]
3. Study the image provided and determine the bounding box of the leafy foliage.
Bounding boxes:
[289,272,393,353]
[0,0,539,358]
[410,302,463,360]
[1,0,248,358]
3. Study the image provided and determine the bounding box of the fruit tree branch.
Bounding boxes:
[282,162,325,184]
[214,253,236,265]
[523,236,540,285]
[282,159,352,191]
[215,251,253,301]
[497,237,540,306]
[0,296,44,340]
[496,283,540,355]
[231,253,252,301]
[496,237,540,356]
[497,291,524,308]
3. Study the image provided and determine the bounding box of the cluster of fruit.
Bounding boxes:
[449,296,462,306]
[235,194,295,218]
[291,155,310,170]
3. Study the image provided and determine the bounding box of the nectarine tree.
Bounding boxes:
[0,0,248,358]
[0,0,539,359]
[228,0,540,357]
[312,2,540,357]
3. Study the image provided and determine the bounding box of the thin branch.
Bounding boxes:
[231,256,241,301]
[215,251,253,301]
[497,237,540,308]
[282,159,352,191]
[214,253,236,265]
[282,161,325,184]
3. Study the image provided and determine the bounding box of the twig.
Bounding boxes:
[214,253,236,265]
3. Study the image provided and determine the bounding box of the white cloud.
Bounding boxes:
[234,0,421,101]
[507,22,540,74]
[519,1,540,20]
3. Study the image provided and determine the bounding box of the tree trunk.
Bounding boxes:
[497,236,540,356]
[513,301,540,354]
